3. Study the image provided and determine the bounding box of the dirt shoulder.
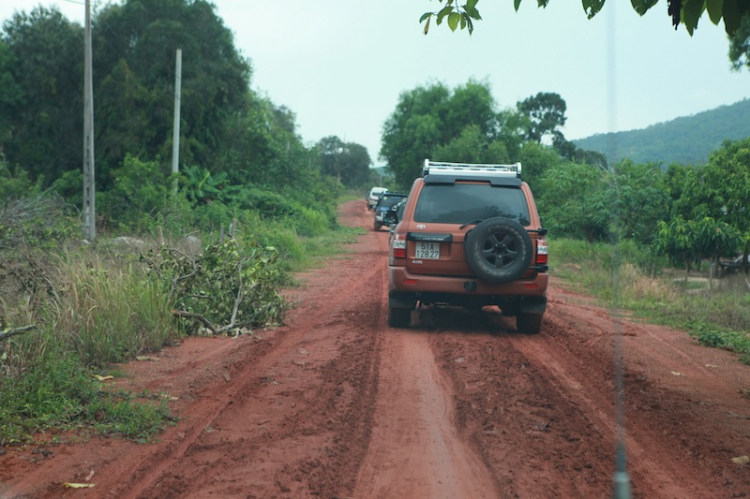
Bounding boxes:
[2,199,750,498]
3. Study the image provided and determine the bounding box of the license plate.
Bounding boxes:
[415,242,440,259]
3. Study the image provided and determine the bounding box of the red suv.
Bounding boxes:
[387,160,548,333]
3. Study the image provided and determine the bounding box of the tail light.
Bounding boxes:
[392,233,406,259]
[536,238,548,265]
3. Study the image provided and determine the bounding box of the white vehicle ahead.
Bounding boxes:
[367,187,388,210]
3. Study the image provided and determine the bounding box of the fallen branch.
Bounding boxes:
[172,303,272,336]
[0,324,36,341]
[172,310,218,334]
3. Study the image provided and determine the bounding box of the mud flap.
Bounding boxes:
[519,295,547,315]
[389,290,417,309]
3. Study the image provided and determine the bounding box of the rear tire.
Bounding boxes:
[464,217,532,284]
[374,222,382,231]
[388,306,411,328]
[517,312,543,334]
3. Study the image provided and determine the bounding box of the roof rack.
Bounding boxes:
[423,159,522,178]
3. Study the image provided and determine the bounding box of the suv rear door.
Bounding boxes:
[404,176,536,278]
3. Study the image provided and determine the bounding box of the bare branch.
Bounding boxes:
[171,310,217,334]
[0,324,36,341]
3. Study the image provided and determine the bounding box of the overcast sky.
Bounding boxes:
[2,0,749,166]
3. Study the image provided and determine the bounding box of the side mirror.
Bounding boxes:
[383,210,398,225]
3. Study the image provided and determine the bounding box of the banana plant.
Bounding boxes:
[182,165,243,205]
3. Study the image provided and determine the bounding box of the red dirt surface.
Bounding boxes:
[2,199,750,498]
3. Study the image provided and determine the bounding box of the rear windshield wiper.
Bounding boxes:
[459,219,484,230]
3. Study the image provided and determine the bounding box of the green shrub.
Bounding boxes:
[149,240,287,335]
[0,162,42,201]
[100,155,176,233]
[0,352,170,443]
[0,193,78,250]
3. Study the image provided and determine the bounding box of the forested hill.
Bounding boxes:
[572,99,750,166]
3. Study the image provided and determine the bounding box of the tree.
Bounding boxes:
[420,0,749,37]
[729,14,750,70]
[0,41,22,145]
[1,7,83,183]
[537,161,613,242]
[317,136,372,187]
[659,138,750,274]
[92,0,251,185]
[515,140,562,191]
[516,92,567,144]
[380,80,524,189]
[655,216,742,279]
[610,160,671,246]
[380,83,450,188]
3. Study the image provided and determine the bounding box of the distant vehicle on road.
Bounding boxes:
[373,192,407,231]
[367,187,388,210]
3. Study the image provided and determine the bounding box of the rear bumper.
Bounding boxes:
[388,265,548,297]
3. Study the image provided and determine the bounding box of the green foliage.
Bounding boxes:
[574,99,750,166]
[420,0,749,36]
[181,164,241,205]
[0,354,171,443]
[538,161,612,242]
[610,160,671,246]
[0,41,22,141]
[516,92,567,144]
[0,192,78,250]
[317,136,372,188]
[729,14,750,71]
[515,141,563,191]
[551,237,750,362]
[49,169,84,208]
[54,257,176,367]
[151,241,287,335]
[658,138,750,268]
[381,79,526,189]
[0,160,41,201]
[100,156,177,233]
[92,0,251,182]
[1,7,83,184]
[687,319,750,364]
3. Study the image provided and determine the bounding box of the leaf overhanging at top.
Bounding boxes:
[420,0,750,36]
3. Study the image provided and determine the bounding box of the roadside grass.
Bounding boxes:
[550,238,750,362]
[0,201,367,445]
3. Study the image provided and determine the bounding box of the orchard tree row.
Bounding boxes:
[380,80,750,273]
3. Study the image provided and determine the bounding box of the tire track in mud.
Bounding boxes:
[507,326,705,498]
[418,307,614,498]
[539,295,750,498]
[424,290,750,498]
[354,329,500,498]
[110,203,391,498]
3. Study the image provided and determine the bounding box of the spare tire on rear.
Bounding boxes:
[464,217,533,284]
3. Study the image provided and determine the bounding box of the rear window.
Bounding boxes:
[378,195,406,208]
[414,184,530,225]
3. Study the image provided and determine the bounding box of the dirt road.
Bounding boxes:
[3,199,750,498]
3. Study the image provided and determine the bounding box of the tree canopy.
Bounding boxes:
[380,80,535,188]
[316,135,372,187]
[421,0,750,37]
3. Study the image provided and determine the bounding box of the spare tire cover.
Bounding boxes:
[464,217,533,284]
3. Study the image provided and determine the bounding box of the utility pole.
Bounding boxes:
[171,48,182,190]
[82,0,95,241]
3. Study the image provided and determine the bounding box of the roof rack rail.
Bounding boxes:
[423,159,522,178]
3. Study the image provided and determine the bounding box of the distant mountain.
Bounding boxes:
[572,99,750,166]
